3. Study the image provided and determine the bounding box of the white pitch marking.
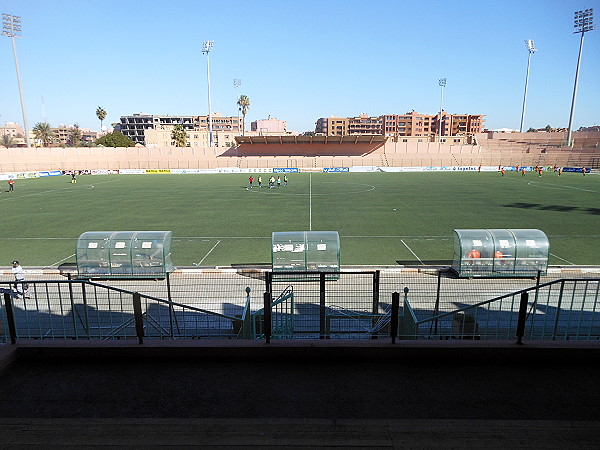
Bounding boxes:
[196,240,221,266]
[550,252,576,265]
[43,253,76,269]
[0,179,120,202]
[401,239,424,265]
[527,181,599,194]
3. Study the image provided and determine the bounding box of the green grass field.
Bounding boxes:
[1,171,599,267]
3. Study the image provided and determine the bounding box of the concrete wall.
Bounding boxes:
[1,137,598,172]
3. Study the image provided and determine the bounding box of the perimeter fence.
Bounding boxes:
[1,268,599,343]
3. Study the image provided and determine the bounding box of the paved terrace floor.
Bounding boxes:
[0,340,599,448]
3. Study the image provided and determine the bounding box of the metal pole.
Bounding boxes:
[319,272,326,339]
[81,281,90,339]
[263,292,271,343]
[432,269,442,336]
[439,85,444,139]
[372,270,380,338]
[520,51,533,133]
[132,292,144,344]
[3,15,31,147]
[390,292,399,344]
[566,31,585,147]
[3,292,17,344]
[206,52,213,147]
[437,78,446,140]
[234,79,241,135]
[516,292,529,345]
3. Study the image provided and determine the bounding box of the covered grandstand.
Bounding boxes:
[0,132,598,172]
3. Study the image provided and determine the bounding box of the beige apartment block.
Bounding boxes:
[0,122,26,146]
[51,125,99,146]
[119,113,240,146]
[315,117,349,136]
[321,111,485,139]
[251,117,287,133]
[145,126,237,148]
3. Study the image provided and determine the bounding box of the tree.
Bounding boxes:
[527,127,537,133]
[545,125,552,132]
[237,95,250,136]
[95,131,135,147]
[171,124,187,147]
[1,134,16,148]
[68,123,82,147]
[96,106,107,132]
[32,122,56,147]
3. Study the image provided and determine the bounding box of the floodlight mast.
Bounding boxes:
[2,13,31,147]
[233,79,241,135]
[203,40,214,147]
[438,78,446,140]
[519,39,537,133]
[566,8,594,147]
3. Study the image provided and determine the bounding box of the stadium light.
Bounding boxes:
[567,8,594,147]
[519,39,537,133]
[438,78,446,140]
[203,40,214,147]
[234,79,241,135]
[2,13,31,147]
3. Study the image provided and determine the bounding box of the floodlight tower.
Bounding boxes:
[203,40,214,147]
[519,40,537,133]
[2,13,31,147]
[567,8,594,147]
[233,79,241,134]
[438,78,447,140]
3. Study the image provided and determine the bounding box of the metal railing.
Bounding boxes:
[2,276,600,344]
[395,278,600,341]
[1,280,246,343]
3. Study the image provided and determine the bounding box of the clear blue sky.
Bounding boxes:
[1,0,598,133]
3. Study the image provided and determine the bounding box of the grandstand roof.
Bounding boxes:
[235,134,387,145]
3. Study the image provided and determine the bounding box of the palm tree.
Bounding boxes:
[68,123,82,147]
[32,122,56,147]
[171,124,187,147]
[96,106,107,133]
[1,134,16,148]
[237,95,250,136]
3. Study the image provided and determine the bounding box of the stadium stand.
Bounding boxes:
[0,132,598,172]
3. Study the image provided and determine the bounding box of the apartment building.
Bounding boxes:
[52,125,99,146]
[315,117,349,136]
[118,113,240,145]
[144,125,236,148]
[251,117,287,134]
[0,122,25,145]
[318,111,485,139]
[316,114,383,136]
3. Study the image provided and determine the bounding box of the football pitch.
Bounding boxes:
[1,171,598,267]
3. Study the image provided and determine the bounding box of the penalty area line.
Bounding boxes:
[401,239,424,265]
[43,253,76,269]
[550,252,576,265]
[195,240,221,266]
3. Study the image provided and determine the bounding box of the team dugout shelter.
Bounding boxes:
[272,231,340,280]
[76,231,174,279]
[451,229,549,278]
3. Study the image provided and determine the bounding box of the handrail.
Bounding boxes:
[412,277,600,326]
[1,279,243,322]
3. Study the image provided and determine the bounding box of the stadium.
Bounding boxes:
[1,130,599,343]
